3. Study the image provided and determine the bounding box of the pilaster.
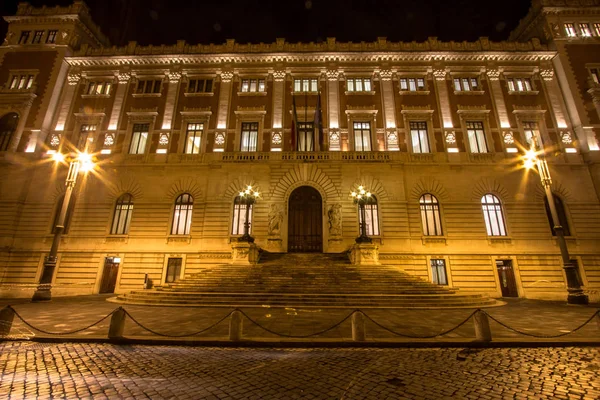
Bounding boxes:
[107,72,131,131]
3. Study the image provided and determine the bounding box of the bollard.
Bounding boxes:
[229,310,243,341]
[352,311,366,342]
[0,306,15,337]
[108,307,126,340]
[473,310,492,342]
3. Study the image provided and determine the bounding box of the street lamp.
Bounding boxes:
[32,151,95,302]
[237,185,259,243]
[523,142,588,305]
[351,186,373,244]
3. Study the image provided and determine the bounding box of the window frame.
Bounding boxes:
[293,78,318,93]
[347,77,372,92]
[240,78,266,93]
[77,123,97,152]
[590,68,600,85]
[358,195,380,236]
[453,77,480,92]
[46,30,57,44]
[481,194,508,237]
[184,122,204,154]
[430,259,448,285]
[297,121,315,152]
[165,257,182,283]
[110,193,134,235]
[522,121,539,146]
[86,81,112,96]
[353,121,372,152]
[579,23,592,37]
[129,123,150,155]
[466,121,489,153]
[409,121,431,153]
[565,23,577,37]
[420,194,443,236]
[187,78,214,94]
[240,122,259,152]
[18,31,30,44]
[231,195,253,235]
[135,79,162,95]
[7,71,37,91]
[506,77,534,93]
[171,193,193,235]
[399,77,426,92]
[32,30,44,44]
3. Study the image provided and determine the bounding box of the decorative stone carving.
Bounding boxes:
[327,203,342,236]
[67,73,81,85]
[268,204,284,236]
[272,70,286,82]
[503,131,515,145]
[167,71,181,83]
[379,69,393,81]
[540,69,554,81]
[433,69,447,81]
[326,69,339,81]
[158,133,170,145]
[560,131,573,145]
[445,131,456,145]
[220,71,234,83]
[486,69,501,81]
[117,72,131,83]
[349,243,380,266]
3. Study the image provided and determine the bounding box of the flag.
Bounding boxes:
[314,91,324,150]
[291,95,298,151]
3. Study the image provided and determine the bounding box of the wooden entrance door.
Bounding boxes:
[496,260,518,297]
[99,257,120,294]
[288,186,323,252]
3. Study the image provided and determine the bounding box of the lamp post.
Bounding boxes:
[351,186,373,244]
[523,142,588,305]
[32,152,95,302]
[237,185,259,243]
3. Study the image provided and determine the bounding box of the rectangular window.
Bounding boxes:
[136,79,162,94]
[165,258,182,283]
[353,121,371,151]
[9,74,35,90]
[466,121,488,153]
[410,121,430,153]
[594,23,600,36]
[590,68,600,84]
[297,122,314,151]
[347,78,372,92]
[188,78,213,93]
[565,23,577,37]
[579,23,592,37]
[129,123,149,154]
[240,122,258,152]
[32,31,44,44]
[46,30,57,44]
[453,77,479,91]
[294,78,318,92]
[185,123,203,154]
[240,78,265,92]
[522,121,538,146]
[400,78,425,91]
[87,81,112,95]
[19,31,30,44]
[431,259,448,285]
[507,77,533,92]
[232,200,252,235]
[78,124,96,151]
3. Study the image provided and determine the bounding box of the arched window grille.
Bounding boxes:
[481,194,507,236]
[0,113,19,151]
[51,194,76,234]
[231,195,252,235]
[544,194,571,236]
[171,193,193,235]
[358,195,380,236]
[420,194,443,236]
[111,193,134,235]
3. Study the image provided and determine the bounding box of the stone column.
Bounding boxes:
[271,70,286,129]
[486,69,510,129]
[433,69,453,129]
[54,73,81,131]
[326,69,340,151]
[379,69,396,151]
[539,68,569,132]
[161,71,181,130]
[107,72,130,131]
[217,71,234,130]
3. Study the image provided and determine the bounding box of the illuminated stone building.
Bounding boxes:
[0,0,599,302]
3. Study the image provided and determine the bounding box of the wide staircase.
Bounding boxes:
[113,252,500,308]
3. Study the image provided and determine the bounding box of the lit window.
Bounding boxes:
[129,123,149,154]
[136,79,162,94]
[400,78,426,91]
[171,194,193,235]
[188,79,213,93]
[544,194,571,237]
[454,77,479,91]
[78,124,96,151]
[481,194,507,236]
[0,113,19,151]
[294,78,318,92]
[111,193,134,235]
[87,81,112,95]
[522,121,538,146]
[347,78,372,92]
[232,196,252,235]
[579,23,592,37]
[420,194,443,236]
[467,121,488,153]
[46,30,57,44]
[507,77,533,92]
[590,68,600,84]
[8,74,35,90]
[410,121,430,153]
[18,31,30,44]
[565,23,577,37]
[353,121,371,151]
[185,123,203,154]
[431,259,448,285]
[358,195,380,236]
[594,23,600,36]
[240,122,258,152]
[32,31,43,44]
[165,258,182,283]
[297,122,314,152]
[240,79,265,92]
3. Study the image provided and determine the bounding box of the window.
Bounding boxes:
[294,78,318,92]
[544,195,571,237]
[188,79,213,93]
[52,194,76,234]
[185,123,203,154]
[353,121,371,151]
[400,78,426,92]
[347,78,372,92]
[136,79,162,94]
[240,122,258,152]
[410,121,430,153]
[46,30,57,44]
[565,23,577,37]
[481,194,507,236]
[358,195,380,236]
[165,258,182,283]
[19,31,30,44]
[594,23,600,36]
[0,113,19,151]
[241,79,265,92]
[453,77,479,91]
[579,23,592,37]
[86,81,112,95]
[507,77,533,92]
[232,196,252,235]
[420,194,443,236]
[8,74,34,90]
[78,124,96,151]
[129,123,149,154]
[522,121,538,146]
[32,31,44,44]
[590,68,600,84]
[171,194,193,235]
[431,259,448,285]
[111,194,134,235]
[467,121,488,153]
[297,122,314,152]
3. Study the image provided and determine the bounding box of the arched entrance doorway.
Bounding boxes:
[288,186,322,252]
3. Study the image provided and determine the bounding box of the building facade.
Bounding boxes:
[0,0,599,300]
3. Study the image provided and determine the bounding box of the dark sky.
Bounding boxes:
[1,0,533,47]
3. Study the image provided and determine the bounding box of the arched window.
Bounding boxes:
[231,196,252,235]
[0,113,19,151]
[358,195,380,236]
[420,194,443,236]
[51,194,76,234]
[544,194,571,236]
[111,194,134,235]
[481,194,507,236]
[171,193,193,235]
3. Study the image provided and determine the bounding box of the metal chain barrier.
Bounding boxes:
[122,309,235,338]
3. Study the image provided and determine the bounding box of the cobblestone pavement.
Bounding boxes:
[1,342,599,399]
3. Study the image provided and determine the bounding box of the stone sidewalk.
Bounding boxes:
[1,295,599,343]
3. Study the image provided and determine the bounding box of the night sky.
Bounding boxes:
[0,0,533,47]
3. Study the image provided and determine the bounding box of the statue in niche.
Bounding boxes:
[328,203,342,236]
[268,204,284,236]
